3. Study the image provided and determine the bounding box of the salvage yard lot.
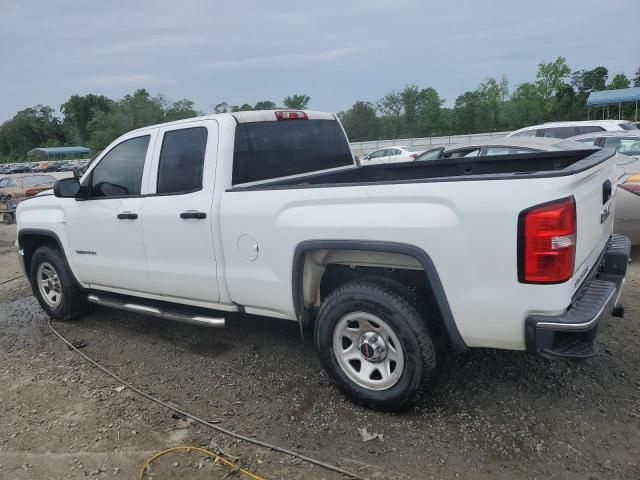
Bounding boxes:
[1,222,639,480]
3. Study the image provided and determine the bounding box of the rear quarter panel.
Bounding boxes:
[219,159,616,350]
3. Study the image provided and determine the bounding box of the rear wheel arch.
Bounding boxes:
[291,240,466,351]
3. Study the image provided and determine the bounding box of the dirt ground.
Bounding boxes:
[1,223,640,480]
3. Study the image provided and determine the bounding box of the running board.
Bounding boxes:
[87,294,225,328]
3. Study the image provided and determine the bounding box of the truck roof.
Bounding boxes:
[128,110,337,134]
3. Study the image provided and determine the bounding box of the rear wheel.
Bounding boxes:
[1,213,13,224]
[314,279,439,411]
[30,246,88,321]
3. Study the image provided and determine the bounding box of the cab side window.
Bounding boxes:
[157,127,208,195]
[89,136,150,198]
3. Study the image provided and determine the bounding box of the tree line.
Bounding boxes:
[0,57,638,162]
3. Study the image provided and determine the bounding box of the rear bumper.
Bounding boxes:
[525,234,630,359]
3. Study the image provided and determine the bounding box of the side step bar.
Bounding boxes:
[87,294,225,328]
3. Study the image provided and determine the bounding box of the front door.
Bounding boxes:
[141,120,220,303]
[65,132,156,293]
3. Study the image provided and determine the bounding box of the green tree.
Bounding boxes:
[338,101,379,141]
[60,94,112,144]
[86,89,167,150]
[377,91,403,138]
[634,66,640,87]
[0,105,65,160]
[231,103,254,112]
[608,73,631,90]
[164,99,200,121]
[254,100,276,110]
[283,94,310,109]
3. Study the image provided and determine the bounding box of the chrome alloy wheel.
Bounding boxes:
[332,312,404,391]
[37,262,62,308]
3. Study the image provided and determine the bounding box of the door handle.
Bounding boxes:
[180,210,207,220]
[117,212,138,220]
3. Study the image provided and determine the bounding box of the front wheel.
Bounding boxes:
[30,246,88,321]
[314,279,439,411]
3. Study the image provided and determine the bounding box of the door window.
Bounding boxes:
[445,148,481,158]
[416,148,444,161]
[368,149,386,159]
[511,129,537,137]
[0,178,8,187]
[542,126,577,139]
[577,126,605,135]
[157,127,208,194]
[89,136,150,197]
[484,147,538,156]
[388,149,402,156]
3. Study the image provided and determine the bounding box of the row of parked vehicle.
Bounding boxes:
[0,159,89,175]
[359,120,640,244]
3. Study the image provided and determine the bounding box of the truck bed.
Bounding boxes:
[230,148,609,191]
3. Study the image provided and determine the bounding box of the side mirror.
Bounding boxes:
[54,177,81,198]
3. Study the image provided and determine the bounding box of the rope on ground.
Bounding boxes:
[47,318,369,480]
[140,445,266,480]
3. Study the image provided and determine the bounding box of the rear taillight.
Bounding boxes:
[619,174,640,196]
[410,153,418,160]
[518,197,576,284]
[25,189,39,197]
[275,110,308,120]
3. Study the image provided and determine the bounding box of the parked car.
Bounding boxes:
[508,120,637,139]
[16,110,628,411]
[414,137,592,160]
[569,131,640,244]
[0,174,57,200]
[415,137,640,243]
[5,163,32,174]
[359,145,426,165]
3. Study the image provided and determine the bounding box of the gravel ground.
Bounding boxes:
[1,222,640,479]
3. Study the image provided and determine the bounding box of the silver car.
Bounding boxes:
[416,137,640,244]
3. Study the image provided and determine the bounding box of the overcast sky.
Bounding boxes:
[1,0,638,122]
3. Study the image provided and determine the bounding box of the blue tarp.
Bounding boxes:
[587,87,640,106]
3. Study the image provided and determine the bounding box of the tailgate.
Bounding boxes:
[571,154,617,288]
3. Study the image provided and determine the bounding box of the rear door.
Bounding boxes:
[141,120,220,303]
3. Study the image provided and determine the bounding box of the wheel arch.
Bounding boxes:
[18,229,70,282]
[291,240,466,351]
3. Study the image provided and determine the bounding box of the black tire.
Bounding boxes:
[30,246,88,321]
[314,279,438,411]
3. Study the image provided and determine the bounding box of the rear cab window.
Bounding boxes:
[232,119,353,185]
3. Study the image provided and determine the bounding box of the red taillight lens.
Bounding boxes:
[519,197,576,283]
[410,153,418,160]
[275,110,308,120]
[25,189,39,197]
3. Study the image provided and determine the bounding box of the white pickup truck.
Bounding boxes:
[16,110,630,411]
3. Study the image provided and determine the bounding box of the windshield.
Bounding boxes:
[620,123,638,131]
[232,120,354,185]
[20,175,56,186]
[604,137,640,156]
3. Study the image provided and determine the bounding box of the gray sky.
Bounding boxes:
[1,0,638,122]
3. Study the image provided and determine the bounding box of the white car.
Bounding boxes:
[16,110,629,411]
[570,131,640,244]
[508,120,637,139]
[359,145,425,165]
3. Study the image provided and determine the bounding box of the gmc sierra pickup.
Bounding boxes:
[16,110,630,411]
